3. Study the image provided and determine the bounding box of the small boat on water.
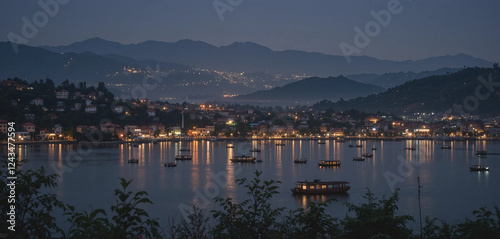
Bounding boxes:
[132,143,139,148]
[318,160,341,167]
[470,165,489,171]
[441,145,452,149]
[291,179,350,194]
[276,143,286,146]
[128,159,139,163]
[372,146,377,150]
[362,153,373,157]
[151,139,159,144]
[294,158,308,164]
[353,156,365,161]
[404,147,416,150]
[249,148,261,152]
[470,156,489,171]
[355,145,363,148]
[179,148,190,152]
[175,155,192,160]
[164,162,177,167]
[317,141,326,145]
[256,159,263,162]
[348,144,354,148]
[230,155,256,163]
[476,151,487,156]
[226,144,234,148]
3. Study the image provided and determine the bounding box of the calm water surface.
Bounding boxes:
[3,139,499,229]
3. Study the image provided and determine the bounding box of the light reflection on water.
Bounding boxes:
[3,139,500,227]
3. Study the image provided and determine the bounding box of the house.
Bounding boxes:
[53,124,63,135]
[124,125,138,133]
[149,123,165,132]
[0,119,8,134]
[100,123,117,134]
[139,125,153,137]
[24,113,35,121]
[85,99,93,106]
[30,98,44,106]
[22,122,35,133]
[56,90,69,99]
[76,125,88,133]
[85,105,97,113]
[114,105,124,113]
[147,109,156,117]
[56,106,65,112]
[17,132,31,141]
[73,91,82,99]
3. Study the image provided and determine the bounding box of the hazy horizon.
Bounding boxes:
[2,0,500,63]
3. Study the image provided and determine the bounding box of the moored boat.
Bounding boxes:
[175,155,192,160]
[362,153,373,157]
[318,160,341,167]
[276,143,286,146]
[404,147,416,150]
[441,145,451,149]
[476,151,487,156]
[469,165,489,171]
[230,155,256,163]
[294,158,308,164]
[317,141,326,145]
[353,156,365,161]
[291,179,350,194]
[249,148,261,152]
[355,145,363,148]
[179,148,190,151]
[164,162,177,167]
[128,159,139,163]
[226,144,234,148]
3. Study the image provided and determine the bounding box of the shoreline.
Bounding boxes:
[2,137,500,146]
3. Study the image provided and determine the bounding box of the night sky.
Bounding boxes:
[2,0,499,62]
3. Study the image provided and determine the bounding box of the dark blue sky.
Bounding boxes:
[2,0,499,62]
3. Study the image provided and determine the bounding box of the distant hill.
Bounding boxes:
[41,38,493,76]
[234,76,385,104]
[0,42,186,84]
[313,68,500,116]
[347,67,462,88]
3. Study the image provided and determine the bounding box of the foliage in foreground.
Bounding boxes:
[1,158,500,239]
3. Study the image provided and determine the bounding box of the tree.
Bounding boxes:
[211,171,284,239]
[340,189,414,238]
[0,157,64,238]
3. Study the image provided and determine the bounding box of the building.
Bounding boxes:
[56,90,69,99]
[85,105,97,113]
[22,122,35,133]
[53,124,63,135]
[0,119,8,134]
[114,105,124,113]
[30,98,44,106]
[101,123,117,134]
[147,109,156,117]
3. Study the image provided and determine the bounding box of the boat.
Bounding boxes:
[226,144,234,148]
[128,159,139,163]
[291,179,350,194]
[441,145,452,149]
[355,145,363,148]
[317,141,326,145]
[476,151,487,156]
[151,139,159,144]
[336,138,346,143]
[318,160,341,167]
[256,159,263,162]
[353,156,365,161]
[276,143,286,146]
[469,165,489,171]
[404,147,416,150]
[132,143,139,147]
[470,156,489,171]
[372,146,377,150]
[230,155,256,163]
[362,153,373,157]
[348,144,354,148]
[164,162,177,167]
[179,148,190,152]
[294,158,308,164]
[175,155,192,160]
[249,148,261,152]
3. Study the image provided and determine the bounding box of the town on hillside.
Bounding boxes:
[1,78,500,143]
